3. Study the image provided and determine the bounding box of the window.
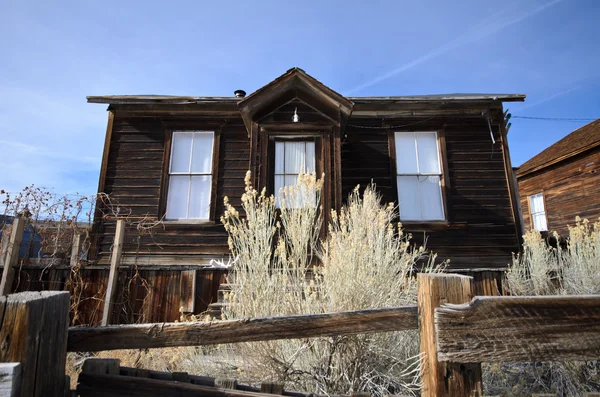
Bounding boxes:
[274,140,315,207]
[529,193,547,231]
[166,131,214,220]
[394,131,445,221]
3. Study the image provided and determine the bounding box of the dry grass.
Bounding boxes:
[485,217,600,396]
[219,172,443,396]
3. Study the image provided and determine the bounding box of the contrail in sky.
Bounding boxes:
[515,85,582,112]
[346,0,564,95]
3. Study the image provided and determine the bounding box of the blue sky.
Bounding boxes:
[1,0,599,195]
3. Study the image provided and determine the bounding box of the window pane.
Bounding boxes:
[275,142,284,174]
[274,175,285,194]
[419,176,444,220]
[188,176,211,219]
[285,142,306,174]
[285,175,298,188]
[274,175,284,208]
[171,133,193,173]
[305,141,315,173]
[397,176,420,220]
[533,213,548,231]
[190,132,214,173]
[530,194,545,214]
[285,175,300,208]
[417,133,440,174]
[395,132,418,174]
[166,176,189,219]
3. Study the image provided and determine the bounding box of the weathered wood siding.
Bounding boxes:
[97,116,248,262]
[94,111,520,271]
[518,147,600,236]
[341,118,519,270]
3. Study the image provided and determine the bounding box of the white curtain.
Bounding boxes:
[171,132,193,173]
[285,142,306,174]
[419,176,444,220]
[533,213,548,231]
[395,132,418,174]
[274,141,316,208]
[530,194,545,213]
[530,194,547,231]
[305,142,315,173]
[189,176,212,219]
[397,176,420,219]
[166,176,189,219]
[275,142,285,174]
[190,132,214,173]
[417,133,440,174]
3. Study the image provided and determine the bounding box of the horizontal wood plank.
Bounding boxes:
[77,372,280,397]
[68,306,418,352]
[435,295,600,363]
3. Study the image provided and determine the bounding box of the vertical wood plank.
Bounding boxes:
[0,291,70,397]
[0,217,25,296]
[70,232,82,267]
[179,270,196,313]
[417,273,482,397]
[0,235,9,270]
[101,219,125,326]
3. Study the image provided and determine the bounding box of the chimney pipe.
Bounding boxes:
[234,90,246,98]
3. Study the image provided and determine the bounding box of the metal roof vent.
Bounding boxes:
[234,90,246,98]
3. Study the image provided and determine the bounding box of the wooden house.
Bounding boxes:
[517,118,600,236]
[86,68,525,320]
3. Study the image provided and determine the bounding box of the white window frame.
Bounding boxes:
[394,131,445,221]
[166,131,214,220]
[529,192,548,231]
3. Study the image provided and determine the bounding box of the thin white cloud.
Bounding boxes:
[346,0,564,94]
[515,85,582,112]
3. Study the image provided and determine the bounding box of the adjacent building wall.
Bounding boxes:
[518,147,600,236]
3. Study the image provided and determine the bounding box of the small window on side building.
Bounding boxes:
[529,193,548,231]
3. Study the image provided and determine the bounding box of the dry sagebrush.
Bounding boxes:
[485,217,600,396]
[220,171,442,396]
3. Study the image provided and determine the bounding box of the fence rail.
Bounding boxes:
[435,294,600,363]
[67,305,419,352]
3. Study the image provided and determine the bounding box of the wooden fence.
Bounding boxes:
[2,273,600,396]
[0,217,226,326]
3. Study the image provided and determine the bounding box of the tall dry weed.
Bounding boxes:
[220,172,442,396]
[486,217,600,396]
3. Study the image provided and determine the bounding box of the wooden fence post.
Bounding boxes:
[417,273,482,397]
[70,232,83,267]
[102,219,125,326]
[0,291,70,397]
[0,216,25,296]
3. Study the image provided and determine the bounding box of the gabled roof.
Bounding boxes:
[237,67,354,131]
[517,118,600,177]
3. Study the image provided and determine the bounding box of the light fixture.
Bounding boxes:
[292,107,300,123]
